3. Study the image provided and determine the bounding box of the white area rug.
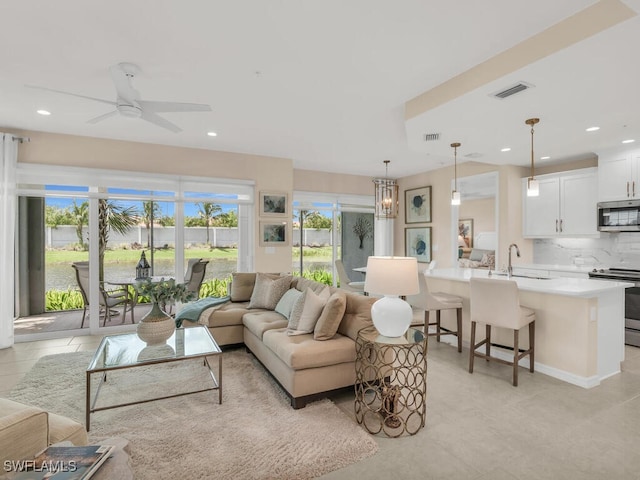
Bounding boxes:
[9,349,378,479]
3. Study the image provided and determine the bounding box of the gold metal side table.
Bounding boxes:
[354,327,427,437]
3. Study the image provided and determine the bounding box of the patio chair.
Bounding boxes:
[184,259,209,299]
[72,262,132,327]
[335,259,365,294]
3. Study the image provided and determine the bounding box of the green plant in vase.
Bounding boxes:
[136,277,196,312]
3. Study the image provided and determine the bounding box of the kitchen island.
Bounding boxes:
[425,268,632,388]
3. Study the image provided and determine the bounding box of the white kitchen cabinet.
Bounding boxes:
[598,149,640,201]
[523,168,599,238]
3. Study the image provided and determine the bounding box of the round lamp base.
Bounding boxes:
[371,295,413,337]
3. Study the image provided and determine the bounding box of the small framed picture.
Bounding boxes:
[260,221,288,246]
[458,219,473,248]
[260,192,288,216]
[405,227,432,263]
[405,186,432,224]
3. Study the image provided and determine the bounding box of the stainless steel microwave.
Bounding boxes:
[597,200,640,231]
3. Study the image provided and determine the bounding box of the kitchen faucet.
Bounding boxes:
[508,244,520,277]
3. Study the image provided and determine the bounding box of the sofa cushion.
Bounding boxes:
[292,276,329,294]
[337,293,377,341]
[230,273,258,302]
[314,290,348,340]
[469,248,494,262]
[243,311,289,340]
[248,274,292,310]
[262,329,356,370]
[0,398,49,463]
[274,288,303,319]
[287,287,330,335]
[206,301,253,328]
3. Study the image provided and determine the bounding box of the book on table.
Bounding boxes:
[9,445,114,479]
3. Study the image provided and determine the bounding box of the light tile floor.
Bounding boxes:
[2,329,640,479]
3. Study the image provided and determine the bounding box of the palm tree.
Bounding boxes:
[197,202,222,245]
[70,200,89,248]
[98,199,138,280]
[141,200,162,247]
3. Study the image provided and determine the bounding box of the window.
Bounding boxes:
[292,192,374,287]
[15,164,253,337]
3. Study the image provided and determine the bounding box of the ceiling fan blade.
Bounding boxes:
[25,85,116,106]
[140,110,182,133]
[109,63,139,104]
[87,110,119,124]
[138,100,212,113]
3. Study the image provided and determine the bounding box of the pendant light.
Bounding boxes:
[451,142,461,205]
[373,160,399,219]
[526,117,540,197]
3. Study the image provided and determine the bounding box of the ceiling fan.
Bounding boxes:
[27,62,211,133]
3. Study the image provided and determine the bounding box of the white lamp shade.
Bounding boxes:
[527,178,539,197]
[364,256,420,296]
[451,190,461,205]
[364,256,420,338]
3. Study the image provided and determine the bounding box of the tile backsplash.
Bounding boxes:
[534,233,640,268]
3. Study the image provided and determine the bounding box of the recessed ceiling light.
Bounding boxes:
[585,126,600,132]
[540,156,551,160]
[37,109,51,116]
[622,139,635,144]
[501,147,511,152]
[207,131,217,137]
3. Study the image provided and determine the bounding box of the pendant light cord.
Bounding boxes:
[525,118,539,180]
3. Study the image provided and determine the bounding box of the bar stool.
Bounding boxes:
[468,277,535,386]
[408,272,463,352]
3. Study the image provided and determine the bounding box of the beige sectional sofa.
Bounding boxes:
[0,398,88,464]
[194,273,377,408]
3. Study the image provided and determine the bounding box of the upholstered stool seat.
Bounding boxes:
[408,273,463,352]
[468,277,535,386]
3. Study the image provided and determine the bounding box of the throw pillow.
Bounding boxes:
[248,274,292,310]
[314,290,347,340]
[288,287,330,336]
[274,288,303,319]
[229,273,257,302]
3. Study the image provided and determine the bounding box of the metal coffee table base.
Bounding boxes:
[85,326,223,431]
[86,355,221,430]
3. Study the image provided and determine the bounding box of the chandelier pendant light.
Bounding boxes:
[526,118,540,197]
[374,160,399,219]
[451,142,461,206]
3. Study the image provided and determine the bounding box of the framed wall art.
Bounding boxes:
[458,218,473,248]
[259,221,288,246]
[405,227,432,263]
[259,192,288,216]
[405,186,432,224]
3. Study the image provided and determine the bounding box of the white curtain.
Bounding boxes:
[0,133,18,349]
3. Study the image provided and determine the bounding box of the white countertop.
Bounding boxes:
[426,268,633,297]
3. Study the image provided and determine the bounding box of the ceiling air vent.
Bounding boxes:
[491,81,534,100]
[424,133,440,142]
[464,152,483,159]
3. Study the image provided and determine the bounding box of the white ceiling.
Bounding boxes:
[1,0,638,178]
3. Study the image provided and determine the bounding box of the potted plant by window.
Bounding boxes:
[135,278,196,344]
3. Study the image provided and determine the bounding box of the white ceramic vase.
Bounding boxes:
[137,302,175,345]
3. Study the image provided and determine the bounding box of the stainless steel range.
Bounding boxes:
[589,268,640,347]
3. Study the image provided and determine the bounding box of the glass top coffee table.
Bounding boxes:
[86,325,221,430]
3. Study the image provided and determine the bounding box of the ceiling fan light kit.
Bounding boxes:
[27,62,211,133]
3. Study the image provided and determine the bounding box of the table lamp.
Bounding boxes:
[364,256,420,337]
